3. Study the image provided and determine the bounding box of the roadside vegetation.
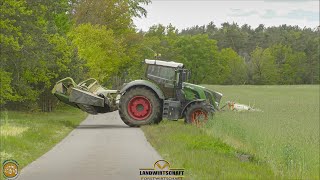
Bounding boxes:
[142,85,319,179]
[1,1,319,179]
[0,106,86,178]
[142,121,276,179]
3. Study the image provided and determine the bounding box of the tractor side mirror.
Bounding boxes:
[187,70,191,81]
[181,71,187,82]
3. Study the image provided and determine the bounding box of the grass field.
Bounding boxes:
[142,85,319,179]
[0,106,86,179]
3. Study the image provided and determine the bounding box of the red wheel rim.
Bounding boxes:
[191,109,208,126]
[127,96,152,120]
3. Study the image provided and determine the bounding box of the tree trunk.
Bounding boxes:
[39,91,56,112]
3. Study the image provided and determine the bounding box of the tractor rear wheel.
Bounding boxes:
[119,87,162,127]
[184,102,213,126]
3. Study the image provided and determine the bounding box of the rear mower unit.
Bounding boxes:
[52,59,223,127]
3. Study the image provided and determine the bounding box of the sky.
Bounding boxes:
[133,0,319,31]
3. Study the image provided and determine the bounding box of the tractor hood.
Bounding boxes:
[183,82,223,108]
[183,82,206,90]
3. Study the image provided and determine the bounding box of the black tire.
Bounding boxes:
[119,87,162,127]
[184,101,213,125]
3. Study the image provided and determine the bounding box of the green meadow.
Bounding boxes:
[142,85,319,179]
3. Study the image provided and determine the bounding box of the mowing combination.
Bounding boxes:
[52,59,223,127]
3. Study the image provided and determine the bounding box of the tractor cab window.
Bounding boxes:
[146,65,175,85]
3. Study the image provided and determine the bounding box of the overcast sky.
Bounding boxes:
[133,0,319,31]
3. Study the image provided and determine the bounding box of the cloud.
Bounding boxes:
[284,9,319,21]
[229,9,259,17]
[260,9,319,21]
[261,10,277,19]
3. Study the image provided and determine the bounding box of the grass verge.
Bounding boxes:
[0,106,86,179]
[142,121,275,179]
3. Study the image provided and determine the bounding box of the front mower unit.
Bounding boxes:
[52,77,118,115]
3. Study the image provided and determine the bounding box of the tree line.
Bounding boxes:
[1,0,319,111]
[141,23,319,85]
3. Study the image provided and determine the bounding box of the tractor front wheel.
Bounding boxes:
[184,102,213,126]
[119,87,162,127]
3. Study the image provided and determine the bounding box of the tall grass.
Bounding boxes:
[204,85,319,179]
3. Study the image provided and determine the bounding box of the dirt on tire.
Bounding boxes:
[184,101,213,125]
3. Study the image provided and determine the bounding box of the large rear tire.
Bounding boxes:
[119,87,162,127]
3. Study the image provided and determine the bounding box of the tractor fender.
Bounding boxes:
[120,80,165,99]
[180,99,206,118]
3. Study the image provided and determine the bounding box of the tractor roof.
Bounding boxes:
[145,59,184,68]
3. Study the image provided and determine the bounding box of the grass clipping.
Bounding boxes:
[0,125,29,137]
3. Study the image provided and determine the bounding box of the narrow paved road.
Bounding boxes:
[19,111,162,180]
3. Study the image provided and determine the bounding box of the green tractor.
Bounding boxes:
[52,59,223,127]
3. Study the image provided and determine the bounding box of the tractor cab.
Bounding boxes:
[144,59,190,99]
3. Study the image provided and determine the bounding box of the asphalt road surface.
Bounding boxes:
[19,111,162,180]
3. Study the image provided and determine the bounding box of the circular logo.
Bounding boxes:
[2,160,19,179]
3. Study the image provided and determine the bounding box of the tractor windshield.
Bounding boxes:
[147,65,175,81]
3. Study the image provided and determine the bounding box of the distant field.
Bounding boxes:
[142,85,319,179]
[0,107,86,179]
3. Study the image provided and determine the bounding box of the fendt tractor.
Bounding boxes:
[52,59,223,127]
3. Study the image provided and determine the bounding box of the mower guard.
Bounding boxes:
[52,77,119,114]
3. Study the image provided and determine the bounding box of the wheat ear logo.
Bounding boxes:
[154,160,170,170]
